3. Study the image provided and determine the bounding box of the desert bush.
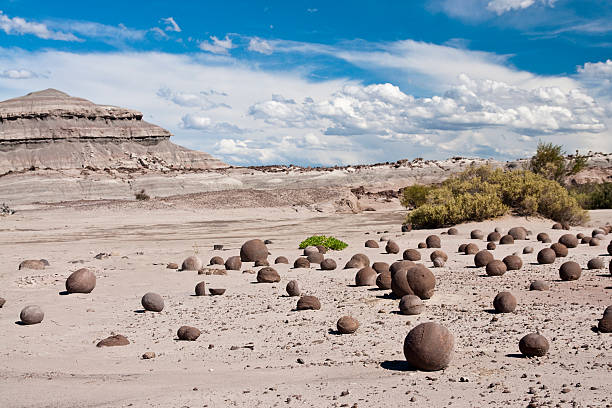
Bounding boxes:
[405,165,588,229]
[135,189,150,201]
[298,235,348,250]
[401,185,435,208]
[528,142,586,183]
[569,182,612,209]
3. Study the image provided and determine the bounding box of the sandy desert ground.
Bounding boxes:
[0,197,610,408]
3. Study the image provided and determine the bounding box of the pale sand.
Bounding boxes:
[0,201,610,407]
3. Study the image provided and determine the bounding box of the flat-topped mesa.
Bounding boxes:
[0,89,171,145]
[0,89,227,172]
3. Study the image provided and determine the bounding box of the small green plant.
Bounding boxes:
[569,182,612,209]
[135,189,150,201]
[529,142,586,184]
[400,184,435,208]
[298,235,348,250]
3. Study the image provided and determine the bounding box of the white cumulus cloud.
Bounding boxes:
[0,10,79,41]
[486,0,557,15]
[248,37,273,55]
[161,17,181,33]
[199,35,234,55]
[0,69,38,79]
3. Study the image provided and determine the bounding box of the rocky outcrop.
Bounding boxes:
[0,89,226,172]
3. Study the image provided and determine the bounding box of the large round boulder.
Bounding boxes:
[177,326,201,341]
[587,258,605,270]
[447,227,459,235]
[425,235,441,248]
[465,243,479,255]
[487,231,501,242]
[286,280,300,297]
[508,227,527,240]
[403,322,454,371]
[502,255,522,271]
[65,268,96,293]
[559,261,581,281]
[209,256,224,266]
[372,262,390,274]
[293,257,310,269]
[470,230,484,240]
[558,234,578,248]
[182,256,203,271]
[306,252,324,264]
[493,291,517,313]
[195,281,206,296]
[519,333,549,357]
[390,260,416,275]
[365,240,379,248]
[275,256,289,264]
[487,242,497,251]
[376,271,392,289]
[499,235,514,245]
[486,260,507,276]
[536,232,550,242]
[598,307,612,333]
[385,240,400,254]
[257,267,280,283]
[240,239,269,262]
[296,295,321,310]
[225,256,242,271]
[429,250,448,263]
[537,248,556,264]
[344,254,370,269]
[529,280,549,291]
[403,249,421,261]
[19,305,44,325]
[550,243,568,257]
[399,295,424,315]
[337,316,359,334]
[474,250,494,267]
[141,292,164,312]
[405,265,436,299]
[320,258,337,270]
[355,267,377,286]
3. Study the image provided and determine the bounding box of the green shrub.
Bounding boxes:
[400,184,435,208]
[405,165,588,229]
[298,235,348,250]
[569,182,612,209]
[529,142,586,183]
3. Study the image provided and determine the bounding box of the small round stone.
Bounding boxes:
[559,261,581,281]
[465,243,479,254]
[344,254,370,269]
[372,262,390,274]
[256,267,280,283]
[529,280,549,291]
[432,257,445,268]
[182,256,203,271]
[240,239,269,262]
[275,256,289,264]
[519,333,549,357]
[65,268,96,293]
[503,255,523,271]
[365,240,379,248]
[426,235,441,248]
[429,250,448,262]
[523,246,534,254]
[19,305,44,325]
[194,281,206,296]
[403,249,421,261]
[399,295,425,315]
[589,238,601,246]
[385,240,400,254]
[558,234,578,248]
[255,259,270,267]
[337,316,359,334]
[286,280,300,297]
[167,262,179,269]
[141,292,164,312]
[582,236,593,244]
[417,242,427,249]
[209,256,224,266]
[177,326,201,341]
[493,291,517,313]
[598,307,612,333]
[486,242,496,251]
[320,258,337,270]
[487,231,501,242]
[225,256,242,271]
[486,260,507,276]
[376,271,392,289]
[550,243,568,257]
[536,232,550,242]
[447,227,459,235]
[296,295,321,310]
[355,267,377,286]
[306,252,324,264]
[587,257,605,270]
[499,235,514,245]
[458,243,467,253]
[470,230,484,240]
[303,246,319,256]
[537,248,556,264]
[508,227,527,240]
[293,257,310,269]
[474,250,494,267]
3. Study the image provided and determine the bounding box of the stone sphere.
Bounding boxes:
[209,288,226,296]
[550,243,568,257]
[432,258,445,268]
[385,240,400,254]
[523,246,534,254]
[508,227,527,240]
[403,249,421,261]
[19,305,44,325]
[405,265,436,299]
[141,292,164,312]
[365,239,379,248]
[552,223,562,230]
[426,235,441,248]
[502,255,523,271]
[465,243,479,255]
[536,232,550,242]
[486,260,507,276]
[458,243,467,253]
[225,256,242,271]
[303,246,319,257]
[447,227,459,235]
[177,326,201,341]
[345,254,370,269]
[390,260,416,275]
[316,245,328,254]
[376,272,392,289]
[487,242,497,250]
[240,239,269,262]
[296,295,321,310]
[470,230,484,240]
[255,259,270,267]
[337,316,359,334]
[286,280,300,297]
[519,333,549,357]
[537,248,556,264]
[403,322,454,371]
[559,261,581,281]
[293,257,310,269]
[474,250,494,267]
[355,267,377,286]
[589,238,601,246]
[182,256,203,271]
[529,280,549,291]
[256,267,280,283]
[65,268,96,293]
[499,235,514,245]
[429,250,448,262]
[599,307,612,333]
[275,256,289,264]
[558,234,578,248]
[493,291,517,313]
[587,257,605,270]
[487,231,501,242]
[592,229,605,237]
[320,258,337,270]
[417,242,427,249]
[209,256,224,265]
[194,281,206,296]
[582,236,593,244]
[399,295,425,315]
[372,262,390,274]
[576,233,585,239]
[306,252,324,264]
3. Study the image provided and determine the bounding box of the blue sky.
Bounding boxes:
[0,0,611,165]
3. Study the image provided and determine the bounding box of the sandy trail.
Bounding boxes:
[0,203,610,407]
